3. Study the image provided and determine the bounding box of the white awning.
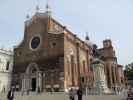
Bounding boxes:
[46,85,51,88]
[53,84,59,88]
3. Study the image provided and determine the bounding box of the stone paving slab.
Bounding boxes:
[0,92,126,100]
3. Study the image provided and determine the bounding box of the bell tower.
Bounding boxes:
[103,39,112,48]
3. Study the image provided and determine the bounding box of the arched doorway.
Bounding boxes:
[29,66,38,91]
[21,63,43,92]
[31,78,36,91]
[27,63,39,92]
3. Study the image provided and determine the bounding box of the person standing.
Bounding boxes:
[3,86,5,93]
[77,87,83,100]
[37,87,40,94]
[69,88,75,100]
[7,88,14,100]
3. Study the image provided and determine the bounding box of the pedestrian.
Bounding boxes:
[21,90,24,96]
[77,87,83,100]
[37,87,40,94]
[69,88,75,100]
[27,89,30,95]
[50,88,53,94]
[7,88,14,100]
[127,85,133,100]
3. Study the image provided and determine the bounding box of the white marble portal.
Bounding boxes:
[21,63,43,92]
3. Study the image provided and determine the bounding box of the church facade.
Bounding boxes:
[13,11,91,92]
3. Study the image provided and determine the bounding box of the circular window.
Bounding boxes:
[31,68,37,74]
[31,36,40,49]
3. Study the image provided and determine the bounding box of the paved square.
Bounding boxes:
[0,92,126,100]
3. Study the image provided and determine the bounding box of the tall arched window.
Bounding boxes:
[6,61,10,70]
[82,60,86,73]
[71,55,74,86]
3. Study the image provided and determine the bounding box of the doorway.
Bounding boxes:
[31,78,36,91]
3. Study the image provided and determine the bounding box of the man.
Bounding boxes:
[77,88,83,100]
[37,87,40,94]
[69,88,75,100]
[7,88,14,100]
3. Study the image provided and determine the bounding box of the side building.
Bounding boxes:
[12,11,91,92]
[87,38,109,94]
[0,49,13,92]
[98,39,125,91]
[117,64,125,88]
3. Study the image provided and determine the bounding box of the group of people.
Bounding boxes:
[69,88,83,100]
[127,85,133,100]
[6,85,133,100]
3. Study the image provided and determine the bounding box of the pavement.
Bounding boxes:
[0,92,126,100]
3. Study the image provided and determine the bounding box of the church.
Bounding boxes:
[12,7,92,92]
[12,4,125,93]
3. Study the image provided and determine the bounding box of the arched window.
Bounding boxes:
[82,60,86,73]
[6,61,10,70]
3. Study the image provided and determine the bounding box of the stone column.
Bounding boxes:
[64,56,68,91]
[93,66,96,87]
[27,76,30,91]
[115,67,118,84]
[23,77,26,91]
[118,67,121,85]
[86,49,89,87]
[100,67,102,79]
[76,43,80,87]
[113,66,117,88]
[21,74,24,92]
[38,71,42,91]
[71,55,75,86]
[66,56,71,88]
[98,67,100,79]
[24,74,30,91]
[22,78,24,91]
[25,75,28,90]
[109,64,113,88]
[100,67,102,80]
[24,75,28,91]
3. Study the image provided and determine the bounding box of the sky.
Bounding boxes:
[0,0,133,66]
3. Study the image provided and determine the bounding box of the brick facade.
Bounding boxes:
[13,12,91,92]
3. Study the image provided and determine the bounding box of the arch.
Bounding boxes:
[23,63,40,92]
[26,63,39,74]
